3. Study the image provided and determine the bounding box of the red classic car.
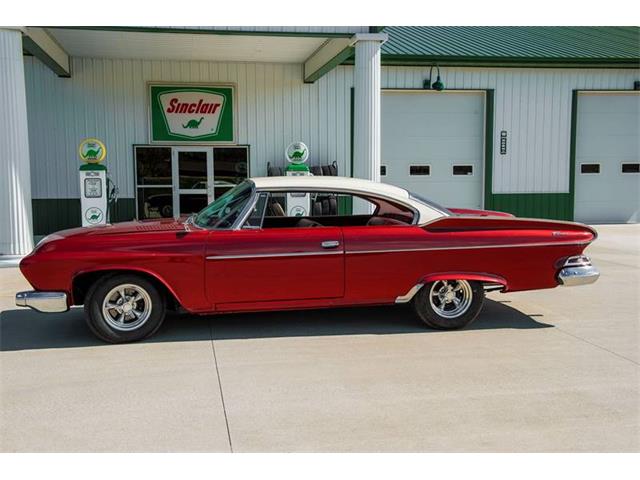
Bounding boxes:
[16,176,599,343]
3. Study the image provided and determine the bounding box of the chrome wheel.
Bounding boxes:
[101,283,153,332]
[428,280,473,319]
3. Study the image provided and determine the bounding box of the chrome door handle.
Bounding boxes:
[321,240,340,249]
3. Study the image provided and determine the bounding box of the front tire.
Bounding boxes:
[412,279,484,330]
[84,274,166,343]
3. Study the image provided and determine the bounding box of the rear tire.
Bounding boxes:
[412,279,484,330]
[84,273,166,343]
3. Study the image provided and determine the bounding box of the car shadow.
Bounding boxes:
[0,299,553,352]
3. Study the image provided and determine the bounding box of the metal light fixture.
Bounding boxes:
[424,65,445,91]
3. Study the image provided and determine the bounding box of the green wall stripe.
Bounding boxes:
[350,86,354,179]
[489,193,573,220]
[483,89,495,210]
[568,90,579,221]
[32,198,136,235]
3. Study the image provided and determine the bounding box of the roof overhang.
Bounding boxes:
[303,33,387,83]
[32,27,360,79]
[21,27,70,77]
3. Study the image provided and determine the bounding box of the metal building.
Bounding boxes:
[1,26,638,256]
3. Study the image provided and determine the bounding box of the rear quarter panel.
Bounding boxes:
[343,217,595,302]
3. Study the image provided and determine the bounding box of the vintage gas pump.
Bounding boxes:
[284,141,311,216]
[78,138,108,226]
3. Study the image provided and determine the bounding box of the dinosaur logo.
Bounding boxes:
[82,147,102,160]
[290,148,306,159]
[182,117,205,129]
[158,90,226,139]
[285,142,309,164]
[85,207,104,225]
[78,138,106,164]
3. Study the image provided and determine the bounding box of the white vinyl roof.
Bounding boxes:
[250,176,446,223]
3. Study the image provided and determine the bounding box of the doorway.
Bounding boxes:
[134,145,249,220]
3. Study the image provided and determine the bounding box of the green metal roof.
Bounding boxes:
[380,27,640,67]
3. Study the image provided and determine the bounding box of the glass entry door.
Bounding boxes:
[172,147,214,217]
[135,145,249,220]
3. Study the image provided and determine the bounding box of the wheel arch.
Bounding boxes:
[420,272,508,291]
[71,267,182,309]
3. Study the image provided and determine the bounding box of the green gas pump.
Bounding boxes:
[78,138,108,226]
[285,141,311,216]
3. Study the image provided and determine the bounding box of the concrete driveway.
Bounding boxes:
[1,225,638,452]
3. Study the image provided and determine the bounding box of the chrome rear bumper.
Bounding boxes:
[557,256,600,287]
[15,291,69,313]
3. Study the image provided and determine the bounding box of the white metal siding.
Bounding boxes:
[24,58,638,203]
[24,57,353,199]
[381,67,639,194]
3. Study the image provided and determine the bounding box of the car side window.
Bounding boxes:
[246,190,415,229]
[244,193,269,229]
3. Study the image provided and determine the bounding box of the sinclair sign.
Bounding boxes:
[149,84,235,143]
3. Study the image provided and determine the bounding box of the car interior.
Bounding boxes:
[256,191,415,229]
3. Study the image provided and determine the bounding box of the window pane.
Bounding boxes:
[179,194,208,215]
[409,165,430,176]
[245,193,268,228]
[453,165,473,176]
[213,147,249,187]
[178,151,208,189]
[137,187,173,219]
[136,147,172,185]
[380,165,387,176]
[622,163,640,173]
[581,164,600,174]
[194,181,252,229]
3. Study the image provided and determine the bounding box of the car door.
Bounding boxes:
[205,210,344,307]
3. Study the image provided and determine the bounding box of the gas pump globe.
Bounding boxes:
[284,141,310,217]
[78,138,108,226]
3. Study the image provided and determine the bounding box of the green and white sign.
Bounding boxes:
[149,84,235,143]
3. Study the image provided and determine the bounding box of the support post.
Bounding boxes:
[0,28,33,255]
[352,33,387,183]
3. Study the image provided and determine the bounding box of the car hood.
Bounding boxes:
[52,218,190,239]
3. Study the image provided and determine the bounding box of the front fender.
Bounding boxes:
[71,265,185,308]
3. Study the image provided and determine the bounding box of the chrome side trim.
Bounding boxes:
[15,291,69,313]
[206,250,344,261]
[483,283,505,292]
[346,240,591,255]
[558,265,600,286]
[395,284,423,303]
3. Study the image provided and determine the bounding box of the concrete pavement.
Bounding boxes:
[1,225,638,452]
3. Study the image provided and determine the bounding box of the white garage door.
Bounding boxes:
[575,92,640,224]
[381,91,485,209]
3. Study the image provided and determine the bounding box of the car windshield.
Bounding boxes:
[193,181,253,229]
[408,191,452,216]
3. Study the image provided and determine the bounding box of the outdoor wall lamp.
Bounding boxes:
[424,65,445,91]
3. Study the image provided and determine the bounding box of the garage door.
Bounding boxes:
[575,92,640,224]
[381,91,485,209]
